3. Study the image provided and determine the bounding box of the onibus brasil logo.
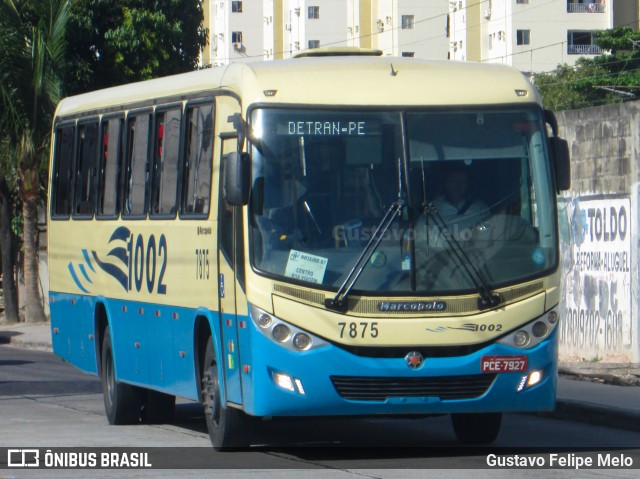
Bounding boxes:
[68,227,168,295]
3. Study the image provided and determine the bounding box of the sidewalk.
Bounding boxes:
[1,320,639,432]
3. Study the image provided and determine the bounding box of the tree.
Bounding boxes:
[65,0,208,94]
[536,27,640,111]
[0,0,72,323]
[0,142,20,324]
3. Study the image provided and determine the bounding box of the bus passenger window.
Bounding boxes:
[98,117,123,217]
[52,125,75,217]
[74,121,99,217]
[182,102,213,216]
[124,113,151,217]
[151,108,181,216]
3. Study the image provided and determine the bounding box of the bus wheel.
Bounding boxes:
[451,413,502,444]
[201,337,252,450]
[101,328,143,425]
[142,390,176,424]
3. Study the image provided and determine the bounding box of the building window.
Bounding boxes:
[232,1,242,13]
[308,6,319,19]
[568,1,605,13]
[516,0,529,4]
[401,15,415,30]
[402,52,415,57]
[568,30,603,55]
[232,31,243,44]
[308,40,320,49]
[516,29,530,45]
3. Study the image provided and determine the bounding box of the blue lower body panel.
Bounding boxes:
[239,319,557,417]
[50,292,205,401]
[51,290,557,418]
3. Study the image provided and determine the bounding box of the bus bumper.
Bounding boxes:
[239,322,557,417]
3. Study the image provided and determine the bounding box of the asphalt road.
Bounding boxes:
[1,345,639,478]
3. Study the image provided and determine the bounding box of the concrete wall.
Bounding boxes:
[556,101,640,363]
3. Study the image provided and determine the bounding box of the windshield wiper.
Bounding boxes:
[325,200,405,313]
[425,202,502,310]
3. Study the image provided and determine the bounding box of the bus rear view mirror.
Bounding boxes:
[550,137,570,192]
[223,152,251,206]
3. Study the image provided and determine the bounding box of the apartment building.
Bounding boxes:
[202,0,275,66]
[202,0,638,73]
[202,0,450,65]
[450,0,638,74]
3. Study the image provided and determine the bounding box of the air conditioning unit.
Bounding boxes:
[285,23,292,31]
[294,7,300,16]
[484,9,491,18]
[233,42,243,50]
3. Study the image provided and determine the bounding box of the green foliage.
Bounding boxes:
[536,27,640,111]
[65,0,208,94]
[0,0,71,174]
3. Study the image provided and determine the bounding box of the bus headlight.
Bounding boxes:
[293,333,312,350]
[272,324,291,342]
[532,321,548,338]
[250,305,329,352]
[497,307,559,349]
[514,330,530,347]
[258,313,272,328]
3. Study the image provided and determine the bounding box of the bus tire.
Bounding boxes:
[201,336,253,450]
[101,328,143,425]
[451,412,502,444]
[142,390,176,424]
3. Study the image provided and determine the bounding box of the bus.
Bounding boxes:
[48,49,570,449]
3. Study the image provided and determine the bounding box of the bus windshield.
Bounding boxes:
[249,107,557,295]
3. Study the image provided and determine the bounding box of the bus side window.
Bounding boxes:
[52,124,75,218]
[74,121,99,217]
[123,112,151,217]
[151,107,181,217]
[182,102,214,216]
[98,117,123,217]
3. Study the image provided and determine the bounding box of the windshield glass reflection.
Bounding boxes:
[249,108,557,295]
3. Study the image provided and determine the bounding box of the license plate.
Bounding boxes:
[481,355,528,373]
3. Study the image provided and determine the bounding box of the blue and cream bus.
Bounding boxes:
[48,49,570,449]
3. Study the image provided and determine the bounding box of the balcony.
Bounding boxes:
[567,44,604,55]
[567,1,606,13]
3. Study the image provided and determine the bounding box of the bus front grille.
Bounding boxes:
[330,374,497,401]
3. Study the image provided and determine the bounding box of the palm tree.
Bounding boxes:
[0,0,71,323]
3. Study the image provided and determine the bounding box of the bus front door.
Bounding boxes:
[217,137,246,406]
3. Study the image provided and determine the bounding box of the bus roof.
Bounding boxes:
[55,56,541,119]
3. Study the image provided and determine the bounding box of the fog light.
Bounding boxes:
[273,372,295,391]
[293,333,312,350]
[547,310,558,324]
[517,375,528,392]
[527,370,543,387]
[272,324,291,342]
[514,330,530,347]
[532,321,548,338]
[258,313,272,328]
[294,378,306,395]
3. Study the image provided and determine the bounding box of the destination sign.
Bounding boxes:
[278,120,379,137]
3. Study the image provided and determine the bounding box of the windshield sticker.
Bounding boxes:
[284,250,328,284]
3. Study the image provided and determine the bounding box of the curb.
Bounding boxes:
[4,338,53,352]
[536,400,640,433]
